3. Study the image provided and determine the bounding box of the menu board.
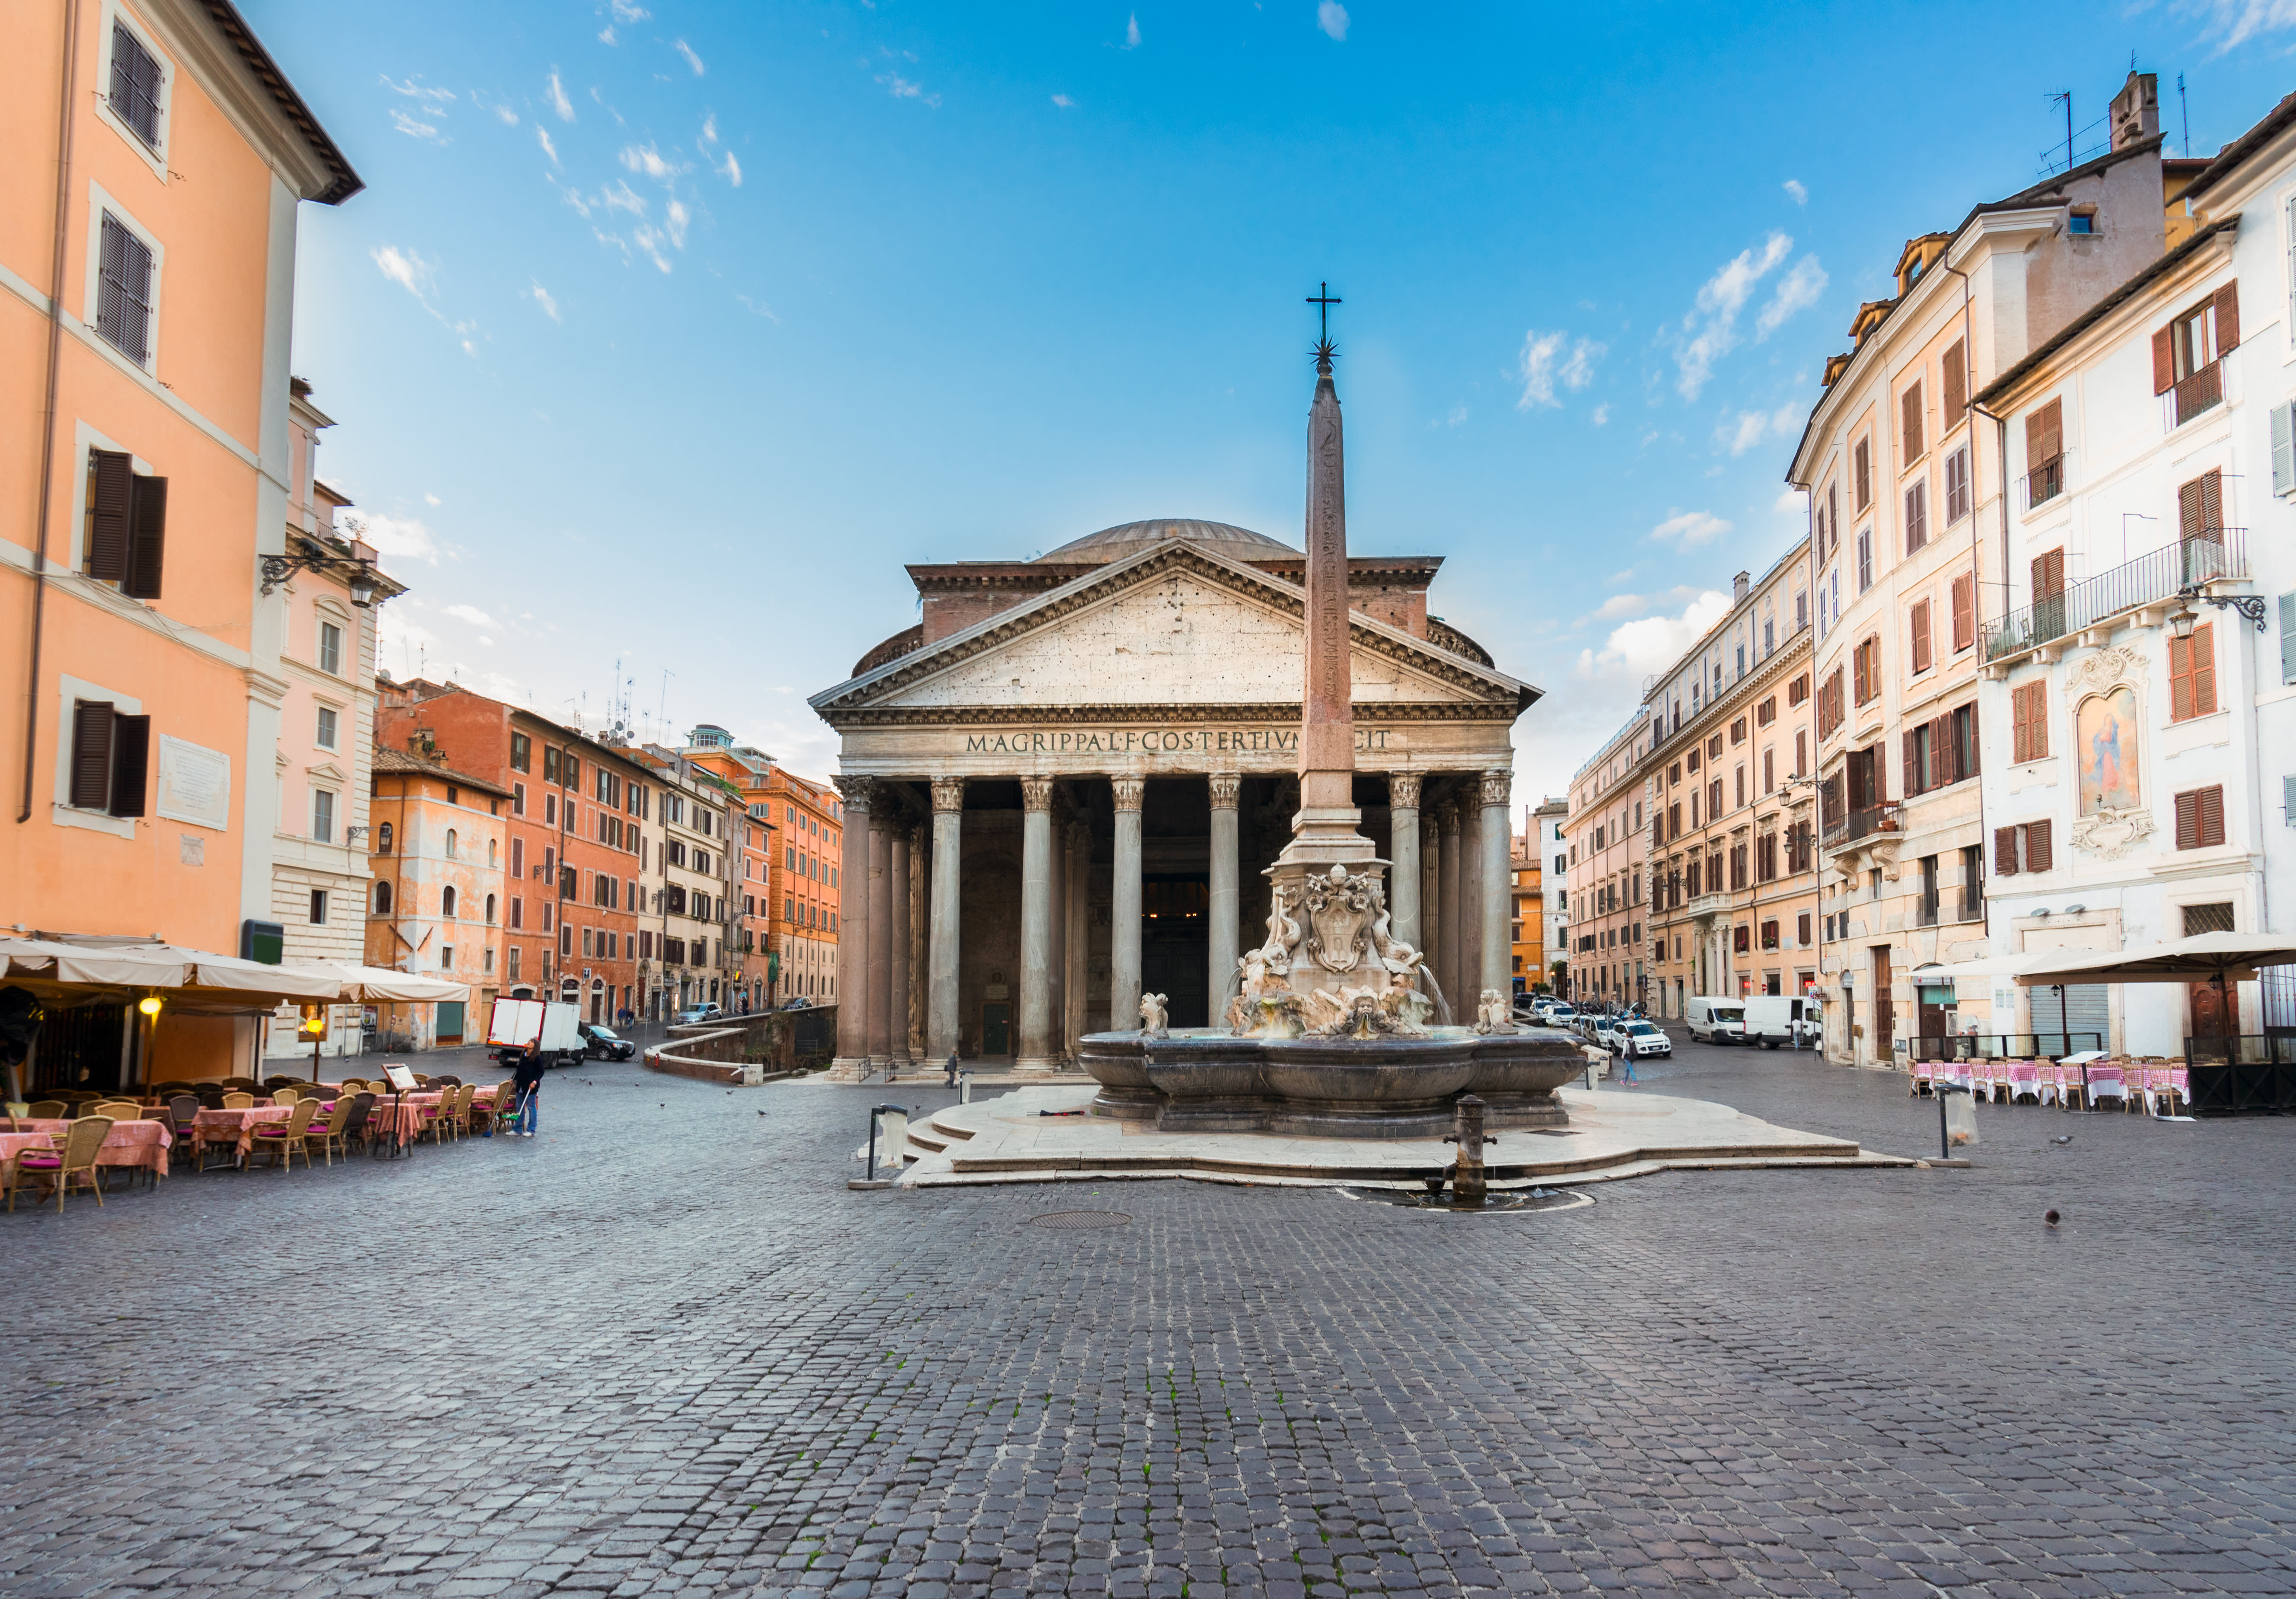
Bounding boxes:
[383,1064,417,1091]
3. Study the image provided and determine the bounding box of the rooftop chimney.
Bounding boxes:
[2111,71,2159,152]
[1733,571,1751,606]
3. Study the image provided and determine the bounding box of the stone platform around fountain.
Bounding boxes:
[892,1083,1915,1189]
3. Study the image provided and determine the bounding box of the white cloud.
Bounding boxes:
[446,603,497,627]
[371,244,436,301]
[673,38,705,75]
[1605,569,1636,586]
[547,70,575,121]
[736,293,780,322]
[536,126,560,165]
[664,198,689,247]
[620,141,681,182]
[1775,486,1809,518]
[1755,254,1828,339]
[1515,330,1604,410]
[609,0,650,18]
[348,511,442,567]
[424,493,442,506]
[1595,593,1650,620]
[878,71,939,105]
[529,281,560,322]
[1649,509,1734,547]
[1442,404,1468,427]
[383,76,455,103]
[494,103,519,126]
[1675,232,1790,399]
[1783,178,1808,205]
[717,150,742,185]
[1721,404,1801,458]
[601,180,646,216]
[1574,590,1732,685]
[390,110,444,140]
[1124,12,1141,47]
[1052,93,1076,108]
[1318,1,1350,40]
[599,25,617,44]
[2184,0,2296,51]
[1591,403,1610,426]
[698,115,742,183]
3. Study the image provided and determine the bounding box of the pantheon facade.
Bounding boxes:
[808,519,1537,1074]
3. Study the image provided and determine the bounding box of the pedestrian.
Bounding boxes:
[1613,1033,1640,1085]
[507,1047,549,1137]
[944,1051,960,1088]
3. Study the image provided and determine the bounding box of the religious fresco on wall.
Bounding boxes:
[2077,688,2140,814]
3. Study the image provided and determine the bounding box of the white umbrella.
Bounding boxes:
[0,937,190,987]
[321,965,469,1003]
[2013,930,2296,988]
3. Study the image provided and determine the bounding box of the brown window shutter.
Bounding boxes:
[1902,382,1924,461]
[1943,341,1967,427]
[2178,477,2204,538]
[2175,790,2200,849]
[87,449,132,581]
[2170,634,2195,721]
[2033,549,2064,599]
[2153,326,2175,394]
[2215,281,2240,351]
[1995,825,2019,875]
[2193,622,2217,716]
[70,700,114,809]
[1932,714,1953,785]
[1962,704,1981,778]
[2010,685,2028,763]
[1951,574,1973,651]
[2026,819,2053,873]
[1902,730,1919,800]
[1910,600,1931,673]
[124,474,166,599]
[2200,784,2225,847]
[2200,468,2223,535]
[108,714,150,817]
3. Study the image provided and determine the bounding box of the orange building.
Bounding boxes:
[763,768,843,1011]
[678,728,778,1013]
[364,748,508,1047]
[1,0,359,1076]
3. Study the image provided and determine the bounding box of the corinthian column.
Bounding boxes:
[1017,776,1057,1072]
[1388,771,1423,950]
[1420,809,1443,1006]
[1207,773,1241,1017]
[827,775,875,1080]
[888,822,912,1064]
[1063,816,1089,1051]
[926,777,963,1062]
[1111,776,1144,1032]
[1438,798,1464,1012]
[866,814,894,1064]
[1479,769,1513,1003]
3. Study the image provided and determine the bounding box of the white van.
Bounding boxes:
[1685,996,1745,1044]
[1739,994,1809,1050]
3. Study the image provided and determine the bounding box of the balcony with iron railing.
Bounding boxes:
[1982,529,2247,663]
[1822,801,1901,853]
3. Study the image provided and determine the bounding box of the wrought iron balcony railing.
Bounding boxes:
[1821,801,1901,852]
[1982,530,2246,662]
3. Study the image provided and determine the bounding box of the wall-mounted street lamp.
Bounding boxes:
[260,552,379,606]
[2166,583,2267,640]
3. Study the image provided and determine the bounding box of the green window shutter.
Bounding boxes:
[2283,594,2296,684]
[2284,774,2296,826]
[2275,403,2295,497]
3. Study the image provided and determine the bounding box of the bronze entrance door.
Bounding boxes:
[1140,874,1211,1028]
[981,1003,1010,1057]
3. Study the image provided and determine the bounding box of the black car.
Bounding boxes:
[578,1022,637,1061]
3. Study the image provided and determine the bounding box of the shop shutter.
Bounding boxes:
[124,474,166,599]
[108,715,150,817]
[2153,325,2175,394]
[70,701,114,810]
[2046,983,2110,1049]
[2215,281,2240,351]
[87,449,133,581]
[1994,825,2019,875]
[2025,819,2054,872]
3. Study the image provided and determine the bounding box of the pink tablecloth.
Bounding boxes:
[1,1120,172,1181]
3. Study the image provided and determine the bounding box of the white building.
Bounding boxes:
[1969,87,2296,1057]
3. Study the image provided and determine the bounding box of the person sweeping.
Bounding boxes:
[503,1048,549,1137]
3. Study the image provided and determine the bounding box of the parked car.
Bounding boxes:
[1602,1019,1674,1058]
[780,996,812,1010]
[1534,1001,1577,1027]
[675,1003,724,1026]
[579,1022,637,1061]
[1685,996,1746,1044]
[1739,995,1811,1050]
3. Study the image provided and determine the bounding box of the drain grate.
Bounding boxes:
[1029,1210,1132,1230]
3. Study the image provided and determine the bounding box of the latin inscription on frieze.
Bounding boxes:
[961,725,1395,759]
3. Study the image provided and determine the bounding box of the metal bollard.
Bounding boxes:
[849,1103,909,1190]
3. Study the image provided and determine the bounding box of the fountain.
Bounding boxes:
[1081,317,1583,1139]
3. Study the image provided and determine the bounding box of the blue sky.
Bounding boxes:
[258,0,2296,803]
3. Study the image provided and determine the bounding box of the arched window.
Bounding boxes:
[443,886,458,918]
[373,881,392,914]
[488,838,498,867]
[485,893,497,925]
[377,822,393,854]
[446,828,459,859]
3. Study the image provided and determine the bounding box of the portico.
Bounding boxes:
[811,525,1534,1075]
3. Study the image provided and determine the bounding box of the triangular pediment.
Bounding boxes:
[812,540,1531,726]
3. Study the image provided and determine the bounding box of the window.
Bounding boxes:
[2178,469,2225,542]
[510,895,523,929]
[2156,284,2238,425]
[1909,599,1932,675]
[1945,446,1971,523]
[440,945,454,971]
[510,837,524,878]
[2012,681,2048,762]
[2170,623,2218,721]
[512,733,531,773]
[2025,398,2064,506]
[1904,481,1927,554]
[2277,403,2296,498]
[1853,436,1872,511]
[1856,524,1872,592]
[1951,574,1974,653]
[1942,339,1967,430]
[108,21,165,148]
[2174,785,2226,850]
[312,788,335,844]
[443,885,458,918]
[2032,548,2066,639]
[2067,210,2097,235]
[1763,749,1774,793]
[1817,667,1845,740]
[1787,674,1809,707]
[1730,717,1747,745]
[445,827,458,859]
[318,620,343,676]
[1795,730,1807,775]
[315,705,338,749]
[83,449,166,599]
[1852,636,1881,705]
[1901,381,1924,462]
[513,781,526,817]
[1756,696,1776,726]
[560,925,574,959]
[309,889,327,925]
[96,213,156,365]
[377,821,393,854]
[373,881,391,914]
[1993,819,2053,874]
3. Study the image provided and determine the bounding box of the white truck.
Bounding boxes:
[1739,994,1812,1050]
[1685,996,1746,1045]
[486,997,584,1068]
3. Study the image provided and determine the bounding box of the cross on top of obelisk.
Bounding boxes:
[1306,280,1341,372]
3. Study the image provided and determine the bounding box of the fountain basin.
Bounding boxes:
[1081,1025,1586,1139]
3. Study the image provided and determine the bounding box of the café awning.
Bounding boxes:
[2014,931,2296,988]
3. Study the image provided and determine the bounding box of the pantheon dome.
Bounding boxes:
[1033,519,1299,566]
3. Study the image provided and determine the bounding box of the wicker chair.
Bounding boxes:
[416,1089,452,1145]
[10,1117,114,1211]
[26,1100,66,1120]
[247,1098,320,1172]
[338,1095,375,1157]
[304,1098,354,1166]
[220,1092,255,1110]
[448,1083,477,1140]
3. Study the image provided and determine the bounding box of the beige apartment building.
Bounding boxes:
[1643,554,1820,1018]
[1790,71,2187,1066]
[1563,713,1652,1007]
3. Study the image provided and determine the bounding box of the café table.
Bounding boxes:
[1,1119,174,1188]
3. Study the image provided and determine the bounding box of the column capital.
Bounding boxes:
[1021,776,1055,813]
[1207,773,1241,809]
[1480,769,1512,809]
[1111,776,1145,812]
[1422,812,1441,844]
[1438,797,1463,835]
[1387,771,1422,809]
[930,776,965,813]
[834,774,876,812]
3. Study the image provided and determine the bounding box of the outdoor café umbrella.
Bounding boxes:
[2016,931,2296,1052]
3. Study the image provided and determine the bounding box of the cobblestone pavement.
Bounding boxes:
[4,1041,2294,1598]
